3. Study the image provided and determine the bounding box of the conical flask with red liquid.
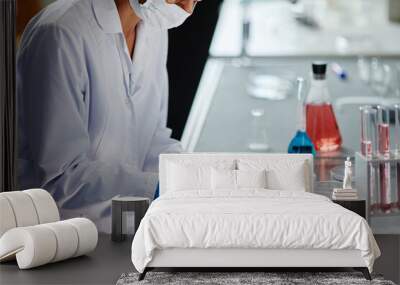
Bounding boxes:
[305,62,342,152]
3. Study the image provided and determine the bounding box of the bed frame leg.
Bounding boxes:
[354,267,371,280]
[138,268,148,281]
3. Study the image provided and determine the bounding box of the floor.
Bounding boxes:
[0,234,133,285]
[1,235,399,285]
[373,235,400,284]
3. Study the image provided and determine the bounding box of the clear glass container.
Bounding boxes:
[360,106,380,213]
[377,105,390,158]
[377,105,393,212]
[394,105,400,209]
[306,62,342,152]
[248,108,269,151]
[288,78,316,155]
[393,104,400,157]
[357,56,370,83]
[360,106,378,158]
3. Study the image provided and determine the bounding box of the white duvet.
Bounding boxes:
[131,190,380,273]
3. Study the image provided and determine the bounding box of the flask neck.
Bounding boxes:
[306,77,330,104]
[313,74,326,80]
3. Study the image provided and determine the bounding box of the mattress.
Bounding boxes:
[131,190,380,273]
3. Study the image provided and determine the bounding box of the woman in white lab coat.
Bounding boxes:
[17,0,196,232]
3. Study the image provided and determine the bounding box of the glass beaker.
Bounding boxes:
[305,62,342,152]
[248,108,269,151]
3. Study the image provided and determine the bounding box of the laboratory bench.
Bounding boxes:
[182,56,400,155]
[181,56,400,235]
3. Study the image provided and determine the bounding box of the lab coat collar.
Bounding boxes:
[92,0,123,34]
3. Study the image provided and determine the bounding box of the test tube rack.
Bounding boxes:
[355,152,400,224]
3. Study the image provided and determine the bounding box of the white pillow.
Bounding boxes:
[236,169,267,189]
[167,163,211,191]
[211,168,236,190]
[268,168,306,191]
[237,159,306,191]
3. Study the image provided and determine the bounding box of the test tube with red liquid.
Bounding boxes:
[360,106,377,158]
[394,105,400,209]
[360,106,379,212]
[377,105,392,213]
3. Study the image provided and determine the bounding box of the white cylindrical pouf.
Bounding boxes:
[24,189,60,224]
[0,196,17,237]
[43,221,79,262]
[0,226,57,269]
[1,192,39,227]
[65,218,98,257]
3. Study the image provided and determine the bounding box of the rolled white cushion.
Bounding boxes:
[24,189,60,224]
[1,192,39,227]
[65,218,98,257]
[0,226,57,269]
[42,221,79,262]
[0,218,98,269]
[0,196,17,237]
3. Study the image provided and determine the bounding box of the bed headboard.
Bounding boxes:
[159,153,314,195]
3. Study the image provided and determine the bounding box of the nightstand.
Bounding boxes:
[332,199,366,219]
[111,197,150,242]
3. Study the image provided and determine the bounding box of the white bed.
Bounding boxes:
[131,153,380,280]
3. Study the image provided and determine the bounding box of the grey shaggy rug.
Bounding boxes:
[116,272,396,285]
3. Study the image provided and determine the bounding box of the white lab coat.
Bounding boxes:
[17,0,182,232]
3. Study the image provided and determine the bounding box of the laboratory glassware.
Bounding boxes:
[357,56,370,83]
[248,108,269,151]
[288,77,316,155]
[393,104,400,157]
[377,105,392,212]
[394,105,400,208]
[232,0,251,67]
[247,72,293,101]
[370,58,392,96]
[360,106,378,158]
[395,65,400,98]
[331,63,348,80]
[377,106,390,158]
[306,62,342,152]
[360,106,379,212]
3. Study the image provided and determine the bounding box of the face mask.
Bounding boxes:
[129,0,191,30]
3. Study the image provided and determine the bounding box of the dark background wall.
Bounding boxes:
[0,0,17,192]
[167,0,223,140]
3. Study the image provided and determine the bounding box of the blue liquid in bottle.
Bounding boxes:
[288,130,316,155]
[288,77,316,156]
